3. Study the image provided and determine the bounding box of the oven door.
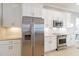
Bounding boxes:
[58,38,66,46]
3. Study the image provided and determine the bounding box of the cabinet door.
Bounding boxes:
[3,3,22,27]
[67,34,75,47]
[9,40,21,56]
[22,3,32,16]
[42,9,53,28]
[0,41,10,56]
[22,3,42,17]
[32,4,42,17]
[0,44,10,56]
[50,36,57,50]
[45,37,52,52]
[44,36,56,52]
[0,3,2,26]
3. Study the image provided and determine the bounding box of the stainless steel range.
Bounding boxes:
[56,35,67,50]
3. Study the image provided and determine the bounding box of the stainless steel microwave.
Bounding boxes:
[53,20,63,28]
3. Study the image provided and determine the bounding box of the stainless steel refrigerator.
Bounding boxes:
[22,16,44,56]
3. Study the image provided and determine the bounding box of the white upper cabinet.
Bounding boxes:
[42,9,53,28]
[0,4,2,26]
[32,4,42,17]
[42,7,72,29]
[42,8,64,28]
[22,3,42,17]
[22,3,32,16]
[3,3,22,27]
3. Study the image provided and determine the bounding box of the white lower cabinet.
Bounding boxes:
[9,40,21,56]
[44,36,57,52]
[0,40,21,56]
[67,34,76,47]
[0,44,10,56]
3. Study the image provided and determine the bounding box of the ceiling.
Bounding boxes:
[43,3,79,13]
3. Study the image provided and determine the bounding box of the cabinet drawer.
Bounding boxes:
[9,40,21,44]
[0,41,10,45]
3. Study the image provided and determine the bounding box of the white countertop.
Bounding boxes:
[52,32,70,35]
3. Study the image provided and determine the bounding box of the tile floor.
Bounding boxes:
[45,46,79,56]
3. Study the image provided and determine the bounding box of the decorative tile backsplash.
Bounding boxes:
[0,28,6,37]
[0,27,22,38]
